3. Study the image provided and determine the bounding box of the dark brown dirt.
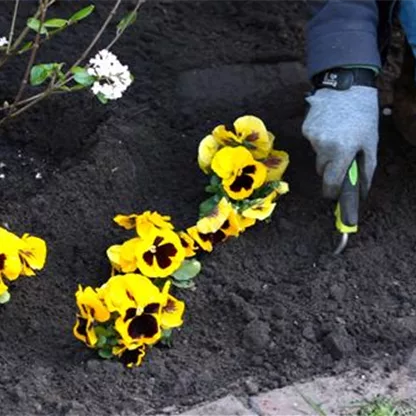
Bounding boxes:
[0,2,416,416]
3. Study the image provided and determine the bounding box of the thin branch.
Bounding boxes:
[65,0,122,77]
[105,0,145,51]
[11,0,48,110]
[7,0,20,54]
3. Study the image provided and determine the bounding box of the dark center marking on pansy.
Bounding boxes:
[153,236,164,246]
[264,156,281,168]
[230,174,254,192]
[144,303,160,314]
[212,229,226,244]
[245,132,259,142]
[155,243,177,269]
[128,314,158,339]
[164,299,176,313]
[120,346,145,366]
[0,253,6,270]
[180,238,189,248]
[242,165,256,175]
[124,307,137,322]
[126,290,135,302]
[75,317,88,337]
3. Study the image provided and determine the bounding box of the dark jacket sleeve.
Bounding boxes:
[306,0,381,78]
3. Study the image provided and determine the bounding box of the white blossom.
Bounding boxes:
[87,49,132,101]
[0,37,8,48]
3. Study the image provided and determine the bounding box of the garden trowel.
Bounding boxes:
[333,160,360,255]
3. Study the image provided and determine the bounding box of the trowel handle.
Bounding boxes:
[335,159,360,234]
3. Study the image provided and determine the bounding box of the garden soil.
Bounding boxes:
[1,2,416,415]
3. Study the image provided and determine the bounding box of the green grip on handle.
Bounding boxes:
[335,160,360,234]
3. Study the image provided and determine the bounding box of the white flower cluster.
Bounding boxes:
[88,49,132,100]
[0,37,8,48]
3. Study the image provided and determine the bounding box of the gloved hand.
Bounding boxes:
[302,86,379,200]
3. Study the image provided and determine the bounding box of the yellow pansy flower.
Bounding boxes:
[242,198,277,221]
[114,211,173,237]
[196,197,232,234]
[161,280,185,329]
[136,229,185,278]
[74,285,110,347]
[178,231,198,258]
[210,115,274,159]
[264,150,289,182]
[233,115,274,159]
[99,273,162,315]
[187,226,213,252]
[19,234,47,277]
[112,344,147,368]
[102,274,163,348]
[107,237,141,273]
[211,146,267,200]
[198,134,220,173]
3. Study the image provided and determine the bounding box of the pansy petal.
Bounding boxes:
[186,226,213,252]
[161,295,185,329]
[20,234,47,272]
[0,252,22,280]
[233,115,272,159]
[212,125,238,146]
[264,150,289,181]
[113,214,137,230]
[198,134,220,174]
[196,197,232,234]
[136,230,185,278]
[178,231,198,257]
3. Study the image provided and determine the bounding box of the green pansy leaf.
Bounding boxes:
[107,337,119,347]
[0,291,11,304]
[98,348,113,359]
[172,259,201,281]
[172,279,196,289]
[27,17,48,34]
[30,65,49,86]
[199,194,221,218]
[44,18,68,28]
[160,328,173,347]
[96,335,107,349]
[117,10,137,33]
[69,5,95,22]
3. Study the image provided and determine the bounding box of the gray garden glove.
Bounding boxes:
[302,86,379,200]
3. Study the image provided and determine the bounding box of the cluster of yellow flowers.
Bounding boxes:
[73,115,289,368]
[74,274,184,367]
[197,115,289,236]
[0,227,47,303]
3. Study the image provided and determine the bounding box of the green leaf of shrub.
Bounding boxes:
[30,65,49,86]
[70,5,95,23]
[117,10,137,33]
[96,92,108,104]
[44,18,67,28]
[71,67,95,87]
[0,291,11,304]
[18,41,33,54]
[172,259,201,281]
[27,17,48,34]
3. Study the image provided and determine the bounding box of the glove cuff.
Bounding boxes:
[312,68,377,91]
